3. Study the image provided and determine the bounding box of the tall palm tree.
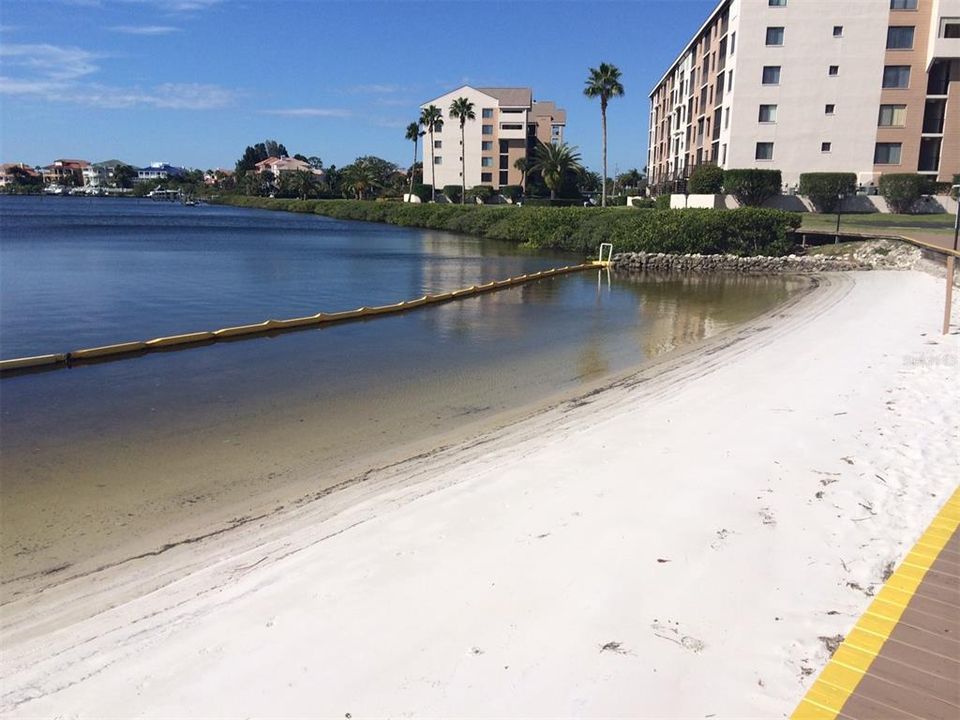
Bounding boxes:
[529,141,583,200]
[514,156,529,194]
[419,105,444,202]
[405,121,423,202]
[448,97,476,205]
[583,62,624,207]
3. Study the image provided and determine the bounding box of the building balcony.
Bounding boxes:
[498,123,526,140]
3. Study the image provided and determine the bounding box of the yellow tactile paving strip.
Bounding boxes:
[791,487,960,720]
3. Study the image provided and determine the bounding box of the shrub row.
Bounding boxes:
[214,197,802,256]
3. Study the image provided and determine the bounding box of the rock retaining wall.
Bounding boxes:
[611,252,868,274]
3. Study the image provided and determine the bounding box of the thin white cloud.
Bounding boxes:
[116,0,222,13]
[109,25,181,35]
[0,43,235,110]
[0,43,100,81]
[262,108,352,118]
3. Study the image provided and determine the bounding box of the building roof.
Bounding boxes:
[476,87,533,107]
[52,159,90,168]
[92,159,129,169]
[649,0,729,97]
[0,163,39,176]
[531,100,567,124]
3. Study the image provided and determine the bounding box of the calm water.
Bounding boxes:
[0,196,807,594]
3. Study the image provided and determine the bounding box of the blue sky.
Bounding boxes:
[0,0,716,173]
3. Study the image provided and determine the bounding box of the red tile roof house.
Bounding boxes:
[0,163,41,187]
[254,156,325,180]
[41,159,89,186]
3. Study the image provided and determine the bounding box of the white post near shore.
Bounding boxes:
[945,185,960,336]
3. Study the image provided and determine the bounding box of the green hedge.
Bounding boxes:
[213,197,802,256]
[688,165,724,194]
[723,169,782,207]
[798,172,857,213]
[879,174,932,214]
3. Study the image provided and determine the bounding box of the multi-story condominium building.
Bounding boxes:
[421,86,566,191]
[647,0,960,188]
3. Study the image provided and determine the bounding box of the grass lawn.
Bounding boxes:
[801,212,955,235]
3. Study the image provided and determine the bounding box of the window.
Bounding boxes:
[941,19,960,38]
[434,156,442,165]
[825,104,836,115]
[886,26,915,49]
[499,171,508,185]
[481,108,493,119]
[821,142,832,152]
[890,0,917,9]
[882,65,910,88]
[730,32,736,55]
[918,137,942,172]
[766,26,784,45]
[758,104,778,122]
[724,107,730,128]
[481,141,493,151]
[833,26,843,37]
[928,60,952,94]
[769,0,786,6]
[756,142,774,160]
[482,125,493,135]
[874,142,902,164]
[728,69,734,90]
[481,172,492,183]
[500,124,523,130]
[762,66,781,84]
[828,65,839,76]
[878,104,907,127]
[434,140,442,149]
[481,157,493,167]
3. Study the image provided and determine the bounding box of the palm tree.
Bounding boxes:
[419,105,444,202]
[583,62,624,207]
[291,169,318,200]
[341,159,381,200]
[514,156,529,194]
[448,97,476,205]
[529,141,583,200]
[405,121,423,202]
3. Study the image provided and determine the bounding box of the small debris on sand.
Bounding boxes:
[600,641,629,655]
[819,634,844,656]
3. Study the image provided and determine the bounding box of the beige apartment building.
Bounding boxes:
[420,86,566,191]
[648,0,960,188]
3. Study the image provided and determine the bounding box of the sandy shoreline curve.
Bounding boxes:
[2,269,957,717]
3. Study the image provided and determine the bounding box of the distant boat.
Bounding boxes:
[43,184,66,195]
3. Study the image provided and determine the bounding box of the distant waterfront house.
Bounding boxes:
[254,156,324,180]
[83,160,128,188]
[204,168,234,185]
[0,163,41,187]
[41,159,89,186]
[137,162,185,182]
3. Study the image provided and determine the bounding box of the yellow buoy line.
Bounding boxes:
[1,261,610,375]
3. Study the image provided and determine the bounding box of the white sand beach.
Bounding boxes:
[2,269,958,718]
